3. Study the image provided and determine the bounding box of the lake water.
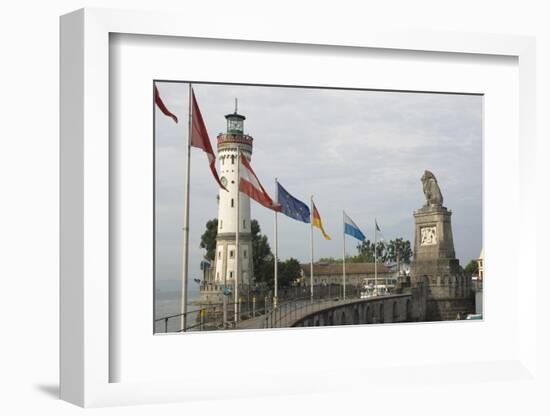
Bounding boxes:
[155,281,201,333]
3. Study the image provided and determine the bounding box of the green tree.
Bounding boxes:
[357,238,411,264]
[318,257,341,264]
[385,238,413,264]
[200,219,274,284]
[347,255,365,263]
[251,220,273,284]
[375,241,387,261]
[256,256,274,286]
[199,219,218,261]
[278,258,302,287]
[356,240,385,262]
[464,260,478,276]
[356,240,375,262]
[259,257,302,289]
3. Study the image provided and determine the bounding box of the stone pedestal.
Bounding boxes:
[411,205,474,320]
[413,206,455,262]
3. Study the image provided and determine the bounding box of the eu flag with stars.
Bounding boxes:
[277,182,310,223]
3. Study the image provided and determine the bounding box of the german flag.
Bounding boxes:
[312,201,331,240]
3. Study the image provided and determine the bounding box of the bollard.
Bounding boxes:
[223,294,227,329]
[164,317,169,333]
[200,308,205,331]
[252,296,256,317]
[238,297,242,321]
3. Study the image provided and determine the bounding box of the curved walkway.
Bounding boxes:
[236,294,409,330]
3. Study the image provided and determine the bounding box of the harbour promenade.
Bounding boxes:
[155,293,414,333]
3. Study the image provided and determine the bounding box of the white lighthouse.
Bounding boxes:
[200,102,254,306]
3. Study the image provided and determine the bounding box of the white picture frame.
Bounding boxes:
[60,8,537,408]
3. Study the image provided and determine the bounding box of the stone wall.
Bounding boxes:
[410,204,475,321]
[292,295,414,327]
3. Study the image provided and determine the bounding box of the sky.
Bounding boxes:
[154,82,482,294]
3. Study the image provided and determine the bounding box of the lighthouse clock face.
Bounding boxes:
[220,176,228,187]
[420,226,437,246]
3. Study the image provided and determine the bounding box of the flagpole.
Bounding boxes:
[274,178,279,309]
[374,219,378,297]
[310,196,314,303]
[180,83,193,332]
[235,148,241,324]
[342,211,346,300]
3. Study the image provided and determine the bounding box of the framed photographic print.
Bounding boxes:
[152,80,482,335]
[60,7,538,408]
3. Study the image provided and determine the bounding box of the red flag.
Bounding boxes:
[154,85,178,123]
[191,90,227,192]
[239,153,279,211]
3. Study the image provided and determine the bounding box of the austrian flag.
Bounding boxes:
[239,153,279,211]
[191,90,228,192]
[153,85,227,192]
[154,85,178,123]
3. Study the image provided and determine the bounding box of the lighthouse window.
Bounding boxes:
[218,251,221,259]
[243,250,247,258]
[231,155,235,165]
[229,119,242,132]
[231,198,234,207]
[229,250,234,258]
[243,220,246,229]
[220,220,223,229]
[229,271,233,278]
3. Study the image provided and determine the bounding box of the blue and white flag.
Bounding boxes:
[277,181,310,223]
[343,211,366,241]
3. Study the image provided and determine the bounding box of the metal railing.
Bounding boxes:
[154,296,274,333]
[154,307,205,333]
[264,295,361,329]
[155,284,383,333]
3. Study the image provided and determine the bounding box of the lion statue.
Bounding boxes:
[421,170,443,207]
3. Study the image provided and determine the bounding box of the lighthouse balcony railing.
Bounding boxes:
[216,133,253,146]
